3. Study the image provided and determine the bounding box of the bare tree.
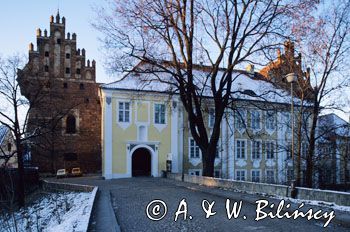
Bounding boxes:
[94,0,311,176]
[0,55,29,207]
[291,0,350,187]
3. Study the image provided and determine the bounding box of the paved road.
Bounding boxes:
[51,176,350,232]
[109,178,348,232]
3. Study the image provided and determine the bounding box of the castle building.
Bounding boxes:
[100,48,313,183]
[18,12,101,173]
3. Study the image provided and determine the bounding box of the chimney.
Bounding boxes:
[246,64,255,74]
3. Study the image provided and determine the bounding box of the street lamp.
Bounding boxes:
[286,73,297,195]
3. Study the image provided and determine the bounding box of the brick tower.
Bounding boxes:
[18,12,101,173]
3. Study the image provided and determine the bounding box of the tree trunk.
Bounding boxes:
[306,103,319,188]
[16,142,25,207]
[201,145,216,177]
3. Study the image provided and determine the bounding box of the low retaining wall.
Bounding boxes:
[167,173,350,206]
[42,180,95,192]
[42,180,98,232]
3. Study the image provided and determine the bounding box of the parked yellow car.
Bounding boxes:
[71,167,82,177]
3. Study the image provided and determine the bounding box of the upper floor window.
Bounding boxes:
[154,103,165,124]
[265,141,275,159]
[252,170,260,182]
[208,108,215,128]
[66,114,76,134]
[251,141,261,159]
[57,38,61,44]
[265,111,275,130]
[236,140,246,159]
[65,67,70,74]
[7,143,12,152]
[236,170,245,181]
[44,65,49,72]
[45,51,49,57]
[189,138,200,158]
[234,110,246,130]
[66,53,71,59]
[118,102,130,123]
[251,110,261,130]
[76,68,81,75]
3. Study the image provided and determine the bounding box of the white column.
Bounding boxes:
[171,100,179,172]
[104,95,113,179]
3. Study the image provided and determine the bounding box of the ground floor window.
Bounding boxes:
[266,170,275,183]
[236,170,246,181]
[252,170,260,182]
[189,169,201,176]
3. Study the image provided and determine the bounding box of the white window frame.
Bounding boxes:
[266,170,275,183]
[251,140,262,160]
[234,109,246,132]
[214,170,221,178]
[251,169,261,182]
[265,111,276,131]
[235,170,246,181]
[118,101,131,123]
[189,138,201,159]
[265,141,275,159]
[208,108,215,128]
[251,110,261,130]
[117,101,132,130]
[236,139,246,159]
[189,169,202,176]
[154,103,166,124]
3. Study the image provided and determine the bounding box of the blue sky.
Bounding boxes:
[0,0,111,83]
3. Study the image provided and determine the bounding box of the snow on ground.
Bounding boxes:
[0,191,92,232]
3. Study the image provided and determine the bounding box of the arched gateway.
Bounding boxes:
[132,148,151,177]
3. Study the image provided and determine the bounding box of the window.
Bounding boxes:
[266,141,275,159]
[66,114,76,134]
[266,170,275,183]
[57,39,61,44]
[251,110,261,130]
[7,143,12,152]
[286,142,293,159]
[189,170,201,176]
[287,169,294,182]
[285,113,291,132]
[44,65,49,72]
[252,141,261,159]
[76,68,81,75]
[215,144,220,158]
[236,140,246,159]
[118,102,130,123]
[190,138,200,158]
[45,51,49,57]
[66,53,71,59]
[79,83,84,90]
[236,170,246,181]
[252,170,260,182]
[154,103,165,124]
[234,110,246,130]
[214,170,221,178]
[301,143,308,158]
[265,111,275,130]
[63,83,68,88]
[65,67,70,74]
[208,108,215,128]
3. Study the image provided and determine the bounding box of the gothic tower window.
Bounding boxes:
[65,67,70,74]
[45,51,49,57]
[66,114,76,134]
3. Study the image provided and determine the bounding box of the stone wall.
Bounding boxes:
[167,173,350,206]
